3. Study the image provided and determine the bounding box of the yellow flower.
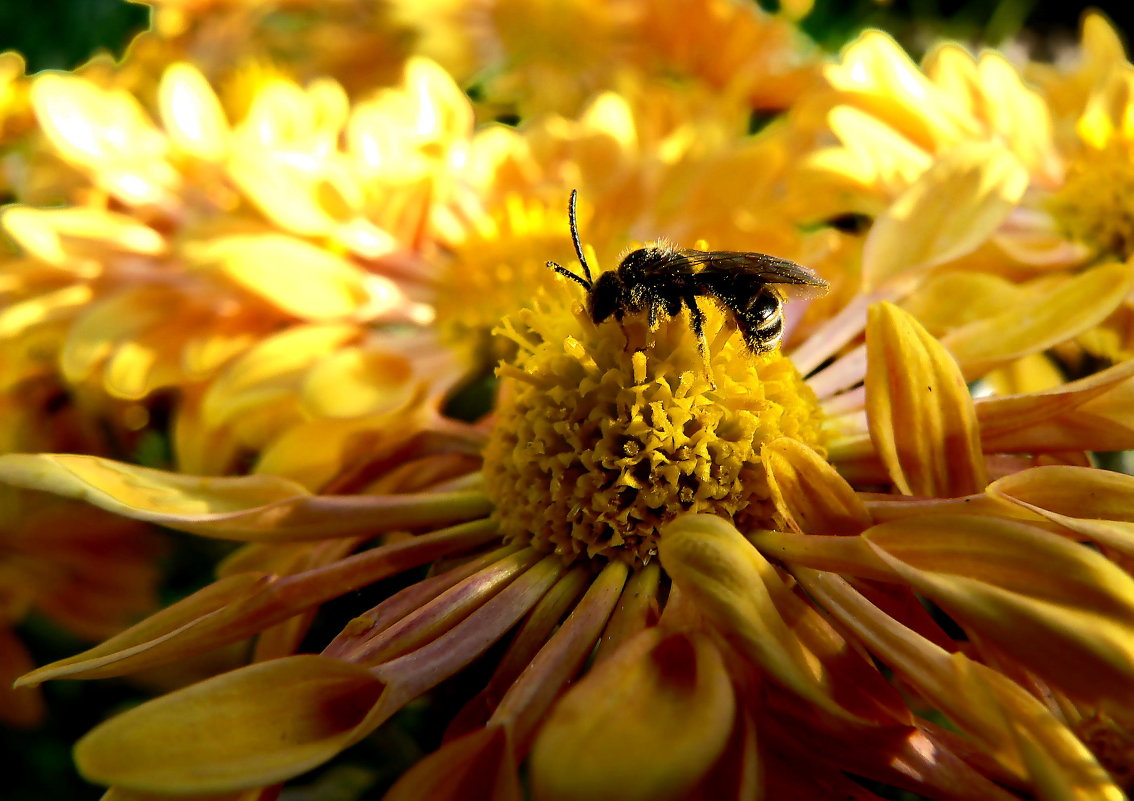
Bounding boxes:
[6,242,1134,797]
[0,59,473,480]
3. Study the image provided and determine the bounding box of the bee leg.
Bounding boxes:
[683,294,715,389]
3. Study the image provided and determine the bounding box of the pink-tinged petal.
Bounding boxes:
[863,514,1134,716]
[530,629,734,801]
[762,437,872,534]
[594,562,661,663]
[660,514,906,724]
[942,264,1133,379]
[75,656,388,794]
[17,520,499,685]
[790,292,881,377]
[977,358,1134,452]
[865,302,986,496]
[988,466,1134,557]
[458,566,593,732]
[798,569,1123,796]
[383,725,521,801]
[489,561,629,746]
[0,454,491,541]
[324,548,545,666]
[862,143,1028,291]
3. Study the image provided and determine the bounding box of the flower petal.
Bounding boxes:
[862,142,1028,291]
[384,725,521,801]
[863,514,1134,716]
[659,513,905,724]
[17,520,498,684]
[0,454,491,540]
[798,569,1123,796]
[74,656,388,794]
[530,629,734,801]
[988,465,1134,557]
[865,302,986,496]
[976,358,1134,452]
[941,263,1133,379]
[762,437,871,534]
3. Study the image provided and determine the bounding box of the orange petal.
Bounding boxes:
[75,656,388,794]
[530,629,734,801]
[0,453,491,541]
[865,302,986,496]
[0,627,44,727]
[942,263,1133,379]
[863,514,1134,715]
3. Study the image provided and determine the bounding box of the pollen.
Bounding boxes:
[1048,143,1134,259]
[483,294,826,567]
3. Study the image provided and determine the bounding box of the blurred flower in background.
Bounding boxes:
[4,1,1134,800]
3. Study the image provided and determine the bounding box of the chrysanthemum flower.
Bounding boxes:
[5,243,1134,797]
[0,58,477,483]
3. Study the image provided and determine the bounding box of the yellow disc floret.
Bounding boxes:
[483,290,826,567]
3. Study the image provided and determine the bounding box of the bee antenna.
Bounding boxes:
[568,189,592,285]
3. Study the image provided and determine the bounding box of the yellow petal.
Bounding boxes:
[864,514,1134,716]
[865,302,986,496]
[201,324,361,428]
[159,63,229,161]
[530,629,734,801]
[976,358,1134,452]
[824,105,933,194]
[798,569,1125,796]
[988,465,1134,557]
[301,347,415,418]
[862,142,1028,290]
[0,453,491,540]
[194,234,378,320]
[659,513,904,724]
[762,437,871,534]
[826,31,978,148]
[75,656,388,794]
[942,263,1134,379]
[2,206,166,267]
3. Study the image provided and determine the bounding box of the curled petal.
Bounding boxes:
[530,629,734,801]
[384,725,520,801]
[762,437,871,534]
[865,302,986,497]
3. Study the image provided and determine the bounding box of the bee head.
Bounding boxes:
[588,271,625,323]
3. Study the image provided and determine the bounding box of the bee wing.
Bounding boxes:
[679,250,829,300]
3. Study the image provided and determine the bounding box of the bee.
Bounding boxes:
[547,190,828,363]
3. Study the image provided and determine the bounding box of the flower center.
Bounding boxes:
[1048,143,1134,259]
[482,290,826,567]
